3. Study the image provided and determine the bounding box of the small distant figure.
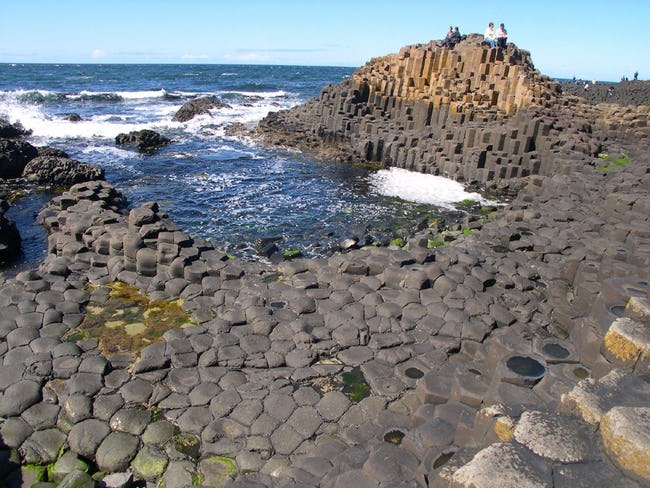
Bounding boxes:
[450,26,461,47]
[634,71,639,81]
[439,26,462,48]
[446,25,454,40]
[484,22,497,48]
[608,86,615,96]
[438,26,453,47]
[496,23,508,48]
[584,82,589,91]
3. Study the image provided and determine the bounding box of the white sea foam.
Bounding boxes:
[0,100,177,141]
[116,89,167,100]
[65,89,167,100]
[79,145,133,159]
[369,167,493,208]
[217,90,287,99]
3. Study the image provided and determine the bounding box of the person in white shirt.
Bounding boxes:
[484,22,497,48]
[496,23,508,48]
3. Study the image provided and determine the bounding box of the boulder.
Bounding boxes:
[0,191,21,265]
[0,118,31,138]
[37,146,70,158]
[22,156,104,187]
[115,129,171,152]
[172,96,232,122]
[0,139,39,179]
[0,213,21,266]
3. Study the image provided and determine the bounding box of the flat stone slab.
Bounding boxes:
[451,442,553,488]
[561,370,650,424]
[0,379,41,417]
[96,431,139,473]
[513,410,595,463]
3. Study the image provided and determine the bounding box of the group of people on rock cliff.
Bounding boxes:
[484,22,508,48]
[437,22,508,50]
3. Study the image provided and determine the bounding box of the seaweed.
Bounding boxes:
[73,281,195,356]
[341,367,371,403]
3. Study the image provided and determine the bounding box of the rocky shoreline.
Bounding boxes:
[1,36,650,487]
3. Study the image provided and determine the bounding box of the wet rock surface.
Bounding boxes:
[22,156,105,187]
[172,96,233,122]
[0,36,649,488]
[0,190,21,266]
[115,129,171,152]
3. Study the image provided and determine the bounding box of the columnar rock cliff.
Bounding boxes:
[256,35,646,189]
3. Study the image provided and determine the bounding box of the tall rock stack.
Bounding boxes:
[256,35,600,189]
[352,35,555,118]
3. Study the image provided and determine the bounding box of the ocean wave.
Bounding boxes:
[0,99,179,141]
[65,89,168,102]
[0,89,64,105]
[218,89,287,99]
[116,89,168,100]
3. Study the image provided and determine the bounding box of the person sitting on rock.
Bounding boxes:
[450,26,461,47]
[496,23,508,48]
[438,26,454,47]
[484,22,497,48]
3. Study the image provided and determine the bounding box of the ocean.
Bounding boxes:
[0,63,488,264]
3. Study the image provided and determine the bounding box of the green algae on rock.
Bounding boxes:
[341,367,371,403]
[172,432,201,460]
[71,281,195,356]
[198,455,238,486]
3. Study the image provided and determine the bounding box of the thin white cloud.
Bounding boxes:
[223,52,272,62]
[181,53,209,60]
[91,49,106,59]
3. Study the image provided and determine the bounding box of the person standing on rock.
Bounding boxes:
[496,23,508,48]
[484,22,497,48]
[634,71,639,81]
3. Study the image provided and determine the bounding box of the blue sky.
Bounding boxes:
[1,0,648,81]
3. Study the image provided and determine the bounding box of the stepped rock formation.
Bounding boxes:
[256,35,647,191]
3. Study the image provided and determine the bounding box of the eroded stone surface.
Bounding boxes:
[600,406,650,483]
[451,443,553,488]
[513,411,595,463]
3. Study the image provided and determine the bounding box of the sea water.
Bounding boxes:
[0,63,488,264]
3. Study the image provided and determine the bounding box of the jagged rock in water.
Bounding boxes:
[0,118,31,138]
[0,192,20,265]
[115,129,171,152]
[172,96,232,122]
[0,139,39,179]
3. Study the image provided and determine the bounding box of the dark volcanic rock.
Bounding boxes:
[172,96,232,122]
[115,129,171,152]
[561,80,650,106]
[0,139,39,179]
[0,191,21,265]
[0,119,31,138]
[22,156,105,187]
[37,146,70,159]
